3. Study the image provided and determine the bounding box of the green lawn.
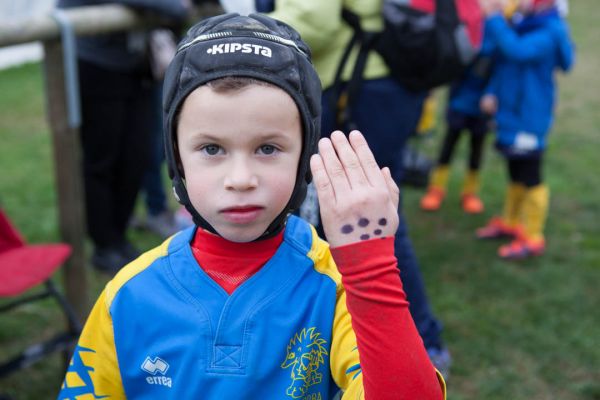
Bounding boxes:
[1,2,599,399]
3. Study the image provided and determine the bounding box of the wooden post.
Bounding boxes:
[42,39,89,321]
[1,3,223,323]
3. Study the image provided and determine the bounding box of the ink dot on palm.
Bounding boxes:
[341,224,354,234]
[378,218,387,226]
[373,229,382,236]
[358,218,369,227]
[360,234,370,241]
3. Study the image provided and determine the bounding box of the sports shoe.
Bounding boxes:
[427,347,452,381]
[476,217,519,239]
[498,237,545,260]
[461,194,484,214]
[420,187,445,211]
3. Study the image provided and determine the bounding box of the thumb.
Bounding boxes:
[382,167,400,210]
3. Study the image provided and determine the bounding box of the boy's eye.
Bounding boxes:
[258,144,277,155]
[201,144,222,155]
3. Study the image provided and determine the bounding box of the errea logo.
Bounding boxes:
[207,42,272,58]
[141,356,172,388]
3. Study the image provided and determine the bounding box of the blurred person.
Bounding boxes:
[420,19,496,214]
[476,0,574,259]
[132,83,181,239]
[56,0,191,274]
[269,0,483,378]
[133,29,195,239]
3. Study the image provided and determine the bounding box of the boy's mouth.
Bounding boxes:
[220,205,264,224]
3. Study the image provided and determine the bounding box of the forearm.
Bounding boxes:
[332,237,443,400]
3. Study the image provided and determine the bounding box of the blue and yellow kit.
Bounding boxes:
[58,216,365,399]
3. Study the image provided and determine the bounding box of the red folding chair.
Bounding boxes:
[0,208,81,378]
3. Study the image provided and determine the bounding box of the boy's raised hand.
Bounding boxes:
[310,130,400,248]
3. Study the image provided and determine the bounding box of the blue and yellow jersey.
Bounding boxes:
[58,216,365,399]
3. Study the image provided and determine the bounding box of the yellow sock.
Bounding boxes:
[461,170,480,195]
[504,0,519,18]
[522,185,549,241]
[502,183,526,228]
[417,95,438,135]
[429,165,450,191]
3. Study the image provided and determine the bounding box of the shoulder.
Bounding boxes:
[103,229,192,309]
[285,215,342,287]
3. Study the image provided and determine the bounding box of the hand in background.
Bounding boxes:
[479,0,508,15]
[310,130,400,248]
[480,94,498,115]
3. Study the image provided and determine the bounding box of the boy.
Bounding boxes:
[476,0,574,259]
[58,14,445,399]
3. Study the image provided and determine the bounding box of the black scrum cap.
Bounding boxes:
[163,13,321,239]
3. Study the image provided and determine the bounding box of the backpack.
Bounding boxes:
[336,0,477,91]
[373,0,476,91]
[332,0,476,130]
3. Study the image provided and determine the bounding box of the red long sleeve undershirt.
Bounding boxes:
[191,228,442,399]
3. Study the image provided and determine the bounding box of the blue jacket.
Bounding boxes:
[57,216,366,399]
[485,9,574,157]
[448,22,496,117]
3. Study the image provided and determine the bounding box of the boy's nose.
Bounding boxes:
[224,158,258,191]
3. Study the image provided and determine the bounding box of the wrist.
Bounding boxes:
[330,236,395,275]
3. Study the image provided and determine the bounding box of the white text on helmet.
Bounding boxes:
[206,43,272,58]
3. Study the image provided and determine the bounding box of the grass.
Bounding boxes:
[1,2,599,399]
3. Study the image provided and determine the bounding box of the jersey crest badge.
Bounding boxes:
[281,327,328,399]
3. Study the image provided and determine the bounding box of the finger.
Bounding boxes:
[382,167,400,210]
[329,131,369,189]
[348,130,387,188]
[310,153,336,205]
[318,135,351,194]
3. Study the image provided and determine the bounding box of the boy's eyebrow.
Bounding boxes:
[190,131,294,142]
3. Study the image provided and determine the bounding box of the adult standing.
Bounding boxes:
[56,0,191,274]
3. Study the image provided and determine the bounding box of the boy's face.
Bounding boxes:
[177,83,302,242]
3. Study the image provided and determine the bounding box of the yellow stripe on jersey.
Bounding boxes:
[306,226,364,399]
[105,235,175,307]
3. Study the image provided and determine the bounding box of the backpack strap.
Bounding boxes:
[435,0,460,27]
[331,8,379,131]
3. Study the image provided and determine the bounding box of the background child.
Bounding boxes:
[57,14,445,399]
[420,20,494,214]
[476,0,574,259]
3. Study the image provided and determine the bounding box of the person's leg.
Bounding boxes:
[504,158,527,228]
[477,157,525,239]
[498,156,546,258]
[520,156,547,242]
[460,116,488,214]
[438,110,465,167]
[466,117,488,172]
[113,77,153,241]
[134,82,181,238]
[141,83,168,217]
[421,109,464,211]
[78,60,129,248]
